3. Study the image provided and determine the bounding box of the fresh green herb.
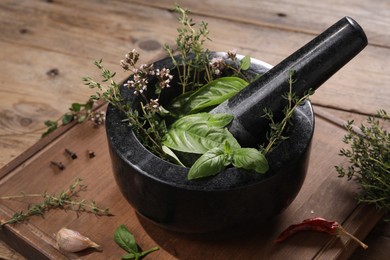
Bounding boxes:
[164,4,212,93]
[335,110,389,217]
[261,70,314,155]
[114,224,159,259]
[0,178,111,227]
[188,142,268,179]
[42,5,312,180]
[42,100,94,137]
[239,55,251,71]
[163,112,269,179]
[83,55,170,159]
[162,113,239,155]
[169,77,248,116]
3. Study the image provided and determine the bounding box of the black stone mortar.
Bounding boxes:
[106,17,367,233]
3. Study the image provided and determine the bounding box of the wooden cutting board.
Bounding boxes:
[0,105,383,260]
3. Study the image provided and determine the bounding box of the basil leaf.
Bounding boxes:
[163,113,240,154]
[178,77,248,115]
[114,225,138,254]
[239,55,251,70]
[232,148,269,173]
[162,145,185,166]
[167,90,194,116]
[188,147,231,179]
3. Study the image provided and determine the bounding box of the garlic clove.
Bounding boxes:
[55,227,101,253]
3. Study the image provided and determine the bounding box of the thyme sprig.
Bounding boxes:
[0,178,112,227]
[83,55,169,158]
[336,110,390,217]
[261,70,313,155]
[164,4,212,93]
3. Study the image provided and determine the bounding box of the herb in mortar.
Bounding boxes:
[43,5,312,180]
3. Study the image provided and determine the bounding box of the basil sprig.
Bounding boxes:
[163,113,268,179]
[114,225,159,259]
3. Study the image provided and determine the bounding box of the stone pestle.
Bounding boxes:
[211,17,368,146]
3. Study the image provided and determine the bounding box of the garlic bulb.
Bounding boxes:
[56,227,101,253]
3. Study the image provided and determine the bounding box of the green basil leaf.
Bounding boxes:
[232,148,269,173]
[188,147,230,179]
[239,55,251,70]
[182,77,248,114]
[162,145,185,166]
[167,90,194,115]
[163,113,240,154]
[114,225,138,254]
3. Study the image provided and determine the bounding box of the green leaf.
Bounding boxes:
[44,120,57,128]
[184,77,248,114]
[168,91,194,115]
[62,113,74,125]
[42,120,58,137]
[232,148,269,173]
[162,113,240,154]
[71,103,82,112]
[188,147,231,179]
[114,225,138,254]
[162,145,185,166]
[85,100,94,110]
[239,55,251,70]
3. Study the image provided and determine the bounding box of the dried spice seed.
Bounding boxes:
[65,148,78,160]
[88,150,95,158]
[50,161,65,170]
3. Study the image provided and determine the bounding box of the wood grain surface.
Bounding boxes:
[0,0,389,259]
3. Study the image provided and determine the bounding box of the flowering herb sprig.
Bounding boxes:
[83,51,172,158]
[164,4,212,93]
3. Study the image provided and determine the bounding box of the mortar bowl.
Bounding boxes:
[106,53,314,233]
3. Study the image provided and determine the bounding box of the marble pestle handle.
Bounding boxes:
[211,16,368,146]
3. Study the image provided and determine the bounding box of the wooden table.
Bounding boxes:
[0,0,389,259]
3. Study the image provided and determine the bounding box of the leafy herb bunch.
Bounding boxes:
[336,110,389,217]
[45,5,312,180]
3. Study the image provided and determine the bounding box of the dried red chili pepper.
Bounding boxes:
[275,217,368,249]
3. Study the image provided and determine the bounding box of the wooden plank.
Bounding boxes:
[0,106,382,259]
[129,0,390,48]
